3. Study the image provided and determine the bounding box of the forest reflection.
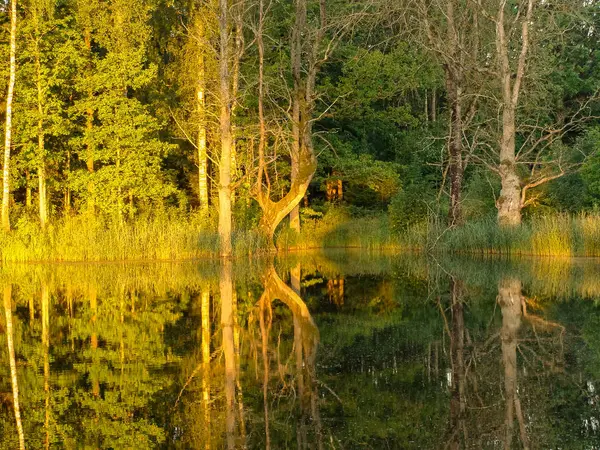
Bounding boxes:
[1,253,600,448]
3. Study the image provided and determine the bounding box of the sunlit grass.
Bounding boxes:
[5,208,600,262]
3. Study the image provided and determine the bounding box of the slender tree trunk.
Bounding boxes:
[84,27,95,213]
[229,9,244,206]
[26,170,32,208]
[35,33,48,229]
[218,0,233,258]
[195,18,209,212]
[446,72,464,226]
[2,0,17,232]
[289,0,305,234]
[4,285,25,450]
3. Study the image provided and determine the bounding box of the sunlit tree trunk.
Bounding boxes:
[32,2,49,229]
[4,285,25,449]
[2,0,17,232]
[220,259,236,448]
[25,170,32,208]
[289,0,305,234]
[230,8,244,206]
[218,0,233,258]
[193,15,209,212]
[498,278,529,449]
[201,288,212,449]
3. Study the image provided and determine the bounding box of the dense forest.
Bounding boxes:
[0,0,599,259]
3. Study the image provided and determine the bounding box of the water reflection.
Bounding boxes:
[1,254,600,448]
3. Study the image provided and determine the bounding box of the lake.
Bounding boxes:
[1,251,599,449]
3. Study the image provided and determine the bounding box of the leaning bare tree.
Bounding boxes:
[255,0,364,250]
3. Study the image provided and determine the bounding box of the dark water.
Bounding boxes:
[1,252,600,449]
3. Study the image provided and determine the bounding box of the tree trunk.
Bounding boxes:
[35,32,48,229]
[2,0,17,232]
[446,71,464,226]
[289,0,305,234]
[84,26,95,214]
[218,0,233,258]
[258,149,316,250]
[497,108,522,226]
[195,22,209,212]
[4,285,25,450]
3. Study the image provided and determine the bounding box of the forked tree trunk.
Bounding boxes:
[255,0,322,250]
[2,0,17,232]
[258,146,316,250]
[218,0,233,258]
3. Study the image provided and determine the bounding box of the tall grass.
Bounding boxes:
[0,211,262,262]
[5,207,600,262]
[429,213,600,257]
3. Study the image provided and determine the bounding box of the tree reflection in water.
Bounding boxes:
[0,256,597,448]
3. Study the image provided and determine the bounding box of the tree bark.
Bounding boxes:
[34,22,48,229]
[446,70,464,225]
[2,0,17,232]
[218,0,233,257]
[495,0,534,226]
[194,16,209,212]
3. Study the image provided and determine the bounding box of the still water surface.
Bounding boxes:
[1,252,600,449]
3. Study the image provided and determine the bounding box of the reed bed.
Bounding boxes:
[4,209,600,262]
